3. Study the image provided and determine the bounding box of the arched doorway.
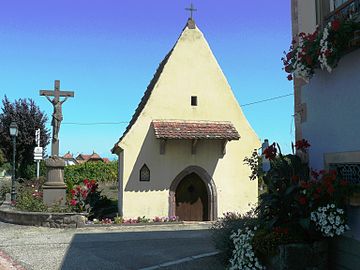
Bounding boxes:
[175,173,208,221]
[169,166,217,221]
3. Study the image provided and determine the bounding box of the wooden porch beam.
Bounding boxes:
[191,139,198,155]
[160,139,166,155]
[222,140,228,155]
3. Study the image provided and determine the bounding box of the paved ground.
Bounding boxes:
[0,222,224,270]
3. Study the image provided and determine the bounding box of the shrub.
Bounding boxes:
[64,161,117,187]
[114,214,123,224]
[90,196,118,220]
[0,178,11,200]
[211,211,257,265]
[68,179,101,213]
[20,161,47,180]
[229,227,265,270]
[15,185,47,212]
[252,226,305,258]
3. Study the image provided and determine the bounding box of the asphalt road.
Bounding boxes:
[0,222,222,270]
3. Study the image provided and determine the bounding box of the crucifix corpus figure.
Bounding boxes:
[40,80,74,156]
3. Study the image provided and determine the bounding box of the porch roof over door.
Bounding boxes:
[151,120,240,141]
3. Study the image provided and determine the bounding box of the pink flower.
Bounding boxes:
[70,199,77,206]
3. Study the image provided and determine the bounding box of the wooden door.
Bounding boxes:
[175,173,208,221]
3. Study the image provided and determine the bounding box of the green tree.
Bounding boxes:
[0,148,5,168]
[0,96,50,178]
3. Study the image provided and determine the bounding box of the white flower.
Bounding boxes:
[310,204,349,237]
[228,227,265,269]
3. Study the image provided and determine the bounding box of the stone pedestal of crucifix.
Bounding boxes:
[40,80,74,206]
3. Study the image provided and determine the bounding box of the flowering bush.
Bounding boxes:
[257,141,309,231]
[15,186,47,212]
[87,215,180,225]
[252,226,304,257]
[297,170,351,214]
[318,19,359,73]
[68,179,100,213]
[283,18,360,81]
[220,140,356,268]
[310,204,349,237]
[211,211,257,265]
[100,218,114,224]
[15,179,47,212]
[228,227,265,270]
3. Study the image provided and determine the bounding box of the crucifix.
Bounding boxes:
[185,3,197,19]
[40,80,74,157]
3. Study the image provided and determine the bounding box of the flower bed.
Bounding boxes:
[86,215,181,226]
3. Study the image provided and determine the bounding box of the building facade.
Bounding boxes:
[112,19,260,221]
[291,1,360,268]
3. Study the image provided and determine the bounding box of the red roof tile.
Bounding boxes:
[152,120,240,140]
[90,153,101,159]
[63,152,73,159]
[76,154,91,161]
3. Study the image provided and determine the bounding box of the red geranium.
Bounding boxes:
[68,179,99,213]
[340,179,348,186]
[263,143,277,160]
[331,20,341,31]
[298,196,307,205]
[295,139,311,152]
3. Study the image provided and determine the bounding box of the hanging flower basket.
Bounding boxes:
[282,18,360,82]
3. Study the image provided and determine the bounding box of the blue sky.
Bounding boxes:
[0,0,294,159]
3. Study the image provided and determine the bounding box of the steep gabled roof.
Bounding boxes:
[63,151,74,159]
[112,19,196,154]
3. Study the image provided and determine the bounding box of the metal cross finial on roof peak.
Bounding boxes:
[185,2,197,20]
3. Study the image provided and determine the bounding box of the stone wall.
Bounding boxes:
[330,235,360,270]
[0,206,86,228]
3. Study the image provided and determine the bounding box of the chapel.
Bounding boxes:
[112,18,260,221]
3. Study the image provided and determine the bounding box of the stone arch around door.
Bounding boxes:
[169,166,218,221]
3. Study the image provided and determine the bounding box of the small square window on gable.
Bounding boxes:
[191,96,198,106]
[140,164,150,182]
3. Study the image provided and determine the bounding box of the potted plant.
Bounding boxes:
[228,141,353,270]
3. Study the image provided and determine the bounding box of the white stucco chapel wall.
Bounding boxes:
[114,21,260,219]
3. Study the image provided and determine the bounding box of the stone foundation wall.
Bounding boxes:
[329,235,360,270]
[0,206,86,228]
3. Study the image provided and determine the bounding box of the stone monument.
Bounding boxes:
[40,80,74,206]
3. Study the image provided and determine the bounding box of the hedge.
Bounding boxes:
[64,161,118,187]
